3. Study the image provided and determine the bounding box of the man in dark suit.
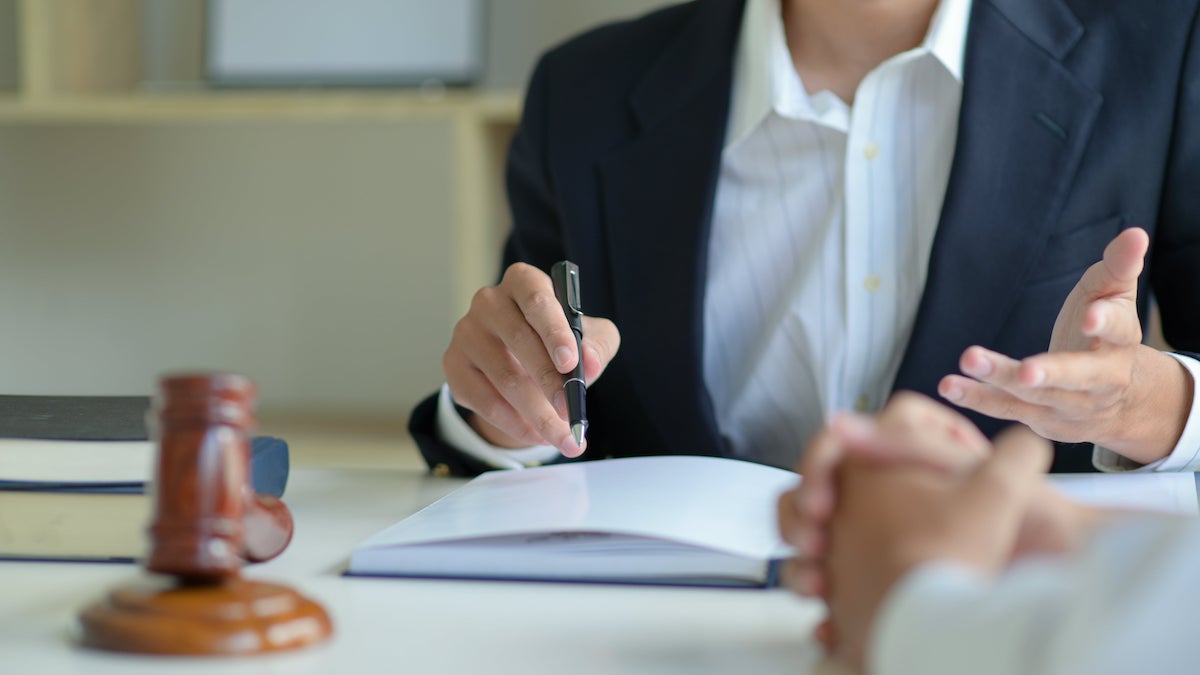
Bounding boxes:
[411,0,1200,478]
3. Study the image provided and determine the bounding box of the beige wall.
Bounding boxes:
[0,122,456,414]
[0,1,666,417]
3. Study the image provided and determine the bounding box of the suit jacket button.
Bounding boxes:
[432,463,452,477]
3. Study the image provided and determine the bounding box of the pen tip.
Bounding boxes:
[572,423,587,448]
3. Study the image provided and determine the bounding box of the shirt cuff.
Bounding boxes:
[1093,352,1200,473]
[434,383,561,470]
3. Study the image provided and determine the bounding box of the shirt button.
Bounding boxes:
[863,142,880,160]
[864,274,882,292]
[854,395,870,412]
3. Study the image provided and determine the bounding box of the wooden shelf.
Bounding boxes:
[0,90,522,124]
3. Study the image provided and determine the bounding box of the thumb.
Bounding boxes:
[954,426,1052,566]
[580,316,621,384]
[962,425,1052,510]
[1095,227,1149,291]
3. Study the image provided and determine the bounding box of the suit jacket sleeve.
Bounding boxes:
[1152,4,1200,354]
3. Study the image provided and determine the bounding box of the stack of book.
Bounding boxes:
[0,395,288,562]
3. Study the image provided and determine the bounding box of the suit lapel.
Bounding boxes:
[894,0,1103,401]
[600,0,745,457]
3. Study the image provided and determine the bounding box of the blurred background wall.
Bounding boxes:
[0,0,663,420]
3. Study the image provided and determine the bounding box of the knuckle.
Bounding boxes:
[503,262,539,288]
[505,323,538,353]
[475,398,504,423]
[449,317,474,348]
[532,412,560,436]
[470,286,497,313]
[537,366,562,392]
[448,386,475,411]
[1000,398,1024,421]
[494,368,523,394]
[551,327,578,354]
[524,289,556,314]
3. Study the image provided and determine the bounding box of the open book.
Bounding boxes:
[348,456,798,587]
[347,455,1200,588]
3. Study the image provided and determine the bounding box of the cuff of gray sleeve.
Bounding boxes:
[1093,352,1200,473]
[434,384,561,470]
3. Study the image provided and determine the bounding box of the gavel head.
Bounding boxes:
[145,373,291,581]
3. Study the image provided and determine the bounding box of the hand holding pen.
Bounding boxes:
[442,261,621,457]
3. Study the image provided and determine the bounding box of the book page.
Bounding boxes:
[355,456,800,560]
[0,439,153,484]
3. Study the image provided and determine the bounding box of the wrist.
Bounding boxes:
[1102,347,1192,463]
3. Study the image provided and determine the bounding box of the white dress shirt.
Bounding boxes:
[437,0,1200,472]
[704,0,967,467]
[871,516,1200,675]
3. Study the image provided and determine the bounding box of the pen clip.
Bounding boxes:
[551,261,582,317]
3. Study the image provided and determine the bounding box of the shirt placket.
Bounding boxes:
[842,65,902,415]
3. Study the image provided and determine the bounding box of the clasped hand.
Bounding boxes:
[778,394,1093,669]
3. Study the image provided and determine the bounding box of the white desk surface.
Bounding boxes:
[0,430,843,675]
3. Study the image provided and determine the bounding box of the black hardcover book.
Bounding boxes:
[0,395,288,498]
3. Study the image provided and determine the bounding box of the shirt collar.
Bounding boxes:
[725,0,972,150]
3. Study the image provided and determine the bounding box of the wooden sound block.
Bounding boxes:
[78,576,332,656]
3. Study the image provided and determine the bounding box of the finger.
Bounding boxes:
[778,485,827,558]
[795,428,844,523]
[444,356,542,446]
[779,557,825,597]
[779,556,804,595]
[580,316,621,384]
[464,328,582,456]
[939,374,1056,423]
[956,347,1106,406]
[1080,298,1142,347]
[777,486,803,546]
[958,345,1022,385]
[957,426,1052,544]
[480,292,575,408]
[1018,350,1132,396]
[1099,227,1149,286]
[882,391,991,455]
[787,558,829,598]
[1074,228,1149,298]
[834,393,990,468]
[832,416,982,475]
[501,263,581,373]
[814,619,837,653]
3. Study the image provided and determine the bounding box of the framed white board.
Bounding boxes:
[206,0,484,86]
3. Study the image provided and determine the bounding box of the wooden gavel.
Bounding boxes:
[147,373,292,577]
[78,373,332,656]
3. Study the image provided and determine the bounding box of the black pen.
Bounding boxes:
[551,261,588,447]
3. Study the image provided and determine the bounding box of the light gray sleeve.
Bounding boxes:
[870,517,1200,675]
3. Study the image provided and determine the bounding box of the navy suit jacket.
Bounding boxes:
[412,0,1200,476]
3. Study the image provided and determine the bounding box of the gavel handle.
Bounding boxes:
[242,493,294,563]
